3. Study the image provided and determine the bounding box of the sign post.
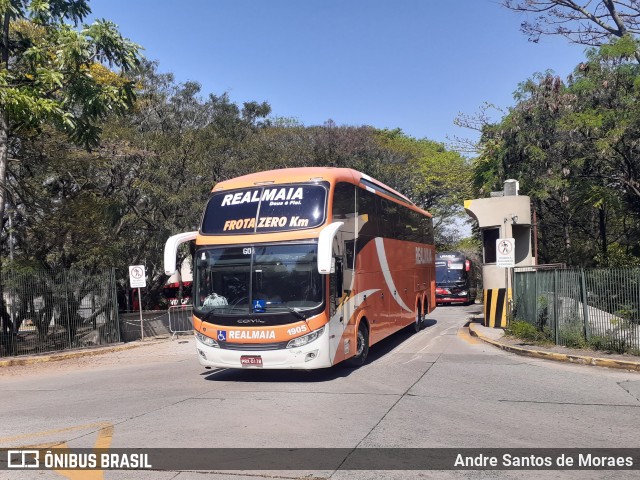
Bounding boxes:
[496,238,515,324]
[129,265,147,341]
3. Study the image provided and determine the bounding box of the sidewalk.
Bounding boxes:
[468,320,640,373]
[0,337,170,368]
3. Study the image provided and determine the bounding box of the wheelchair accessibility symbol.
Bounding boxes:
[217,330,227,342]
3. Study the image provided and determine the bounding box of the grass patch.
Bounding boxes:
[560,329,588,349]
[587,335,637,355]
[505,320,553,344]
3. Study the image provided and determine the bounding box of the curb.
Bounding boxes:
[0,338,169,368]
[468,323,640,373]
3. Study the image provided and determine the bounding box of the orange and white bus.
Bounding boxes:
[164,167,435,369]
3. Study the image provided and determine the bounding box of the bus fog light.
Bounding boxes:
[305,350,318,362]
[196,331,219,348]
[287,326,325,349]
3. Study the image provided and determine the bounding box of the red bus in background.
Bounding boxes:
[435,252,477,306]
[164,167,436,369]
[163,281,192,306]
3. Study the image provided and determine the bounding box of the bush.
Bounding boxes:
[560,330,587,349]
[588,335,631,354]
[506,320,552,344]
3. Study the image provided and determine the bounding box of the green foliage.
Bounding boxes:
[505,320,552,344]
[594,243,640,267]
[1,5,140,147]
[587,335,633,355]
[0,5,470,310]
[473,36,640,266]
[374,129,472,246]
[0,1,143,323]
[560,329,587,349]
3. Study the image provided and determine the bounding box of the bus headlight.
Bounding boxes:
[286,326,325,349]
[195,331,219,348]
[458,291,468,296]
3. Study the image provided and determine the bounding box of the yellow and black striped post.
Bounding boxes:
[483,288,511,328]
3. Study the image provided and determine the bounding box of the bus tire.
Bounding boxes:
[346,321,369,367]
[413,303,423,333]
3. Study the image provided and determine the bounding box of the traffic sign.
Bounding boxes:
[129,265,147,288]
[496,238,515,268]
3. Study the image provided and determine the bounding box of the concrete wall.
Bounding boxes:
[465,194,534,328]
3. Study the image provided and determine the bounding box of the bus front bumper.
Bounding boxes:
[194,332,332,370]
[436,296,469,305]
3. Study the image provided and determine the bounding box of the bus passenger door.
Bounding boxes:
[329,221,359,362]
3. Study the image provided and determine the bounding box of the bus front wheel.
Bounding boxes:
[346,321,369,367]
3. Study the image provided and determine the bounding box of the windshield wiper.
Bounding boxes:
[258,303,307,320]
[198,308,224,321]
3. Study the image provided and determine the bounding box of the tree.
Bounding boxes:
[95,63,273,306]
[375,129,473,248]
[473,36,640,265]
[0,0,140,235]
[503,0,640,62]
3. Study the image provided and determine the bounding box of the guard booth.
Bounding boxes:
[464,180,534,328]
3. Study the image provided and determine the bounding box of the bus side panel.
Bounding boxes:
[353,237,435,343]
[376,238,435,329]
[353,237,393,345]
[429,280,436,313]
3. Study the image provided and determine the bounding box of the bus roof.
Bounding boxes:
[211,167,429,215]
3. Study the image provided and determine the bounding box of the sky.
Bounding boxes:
[88,0,589,147]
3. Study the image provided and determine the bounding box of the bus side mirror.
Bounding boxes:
[317,222,344,274]
[164,231,198,275]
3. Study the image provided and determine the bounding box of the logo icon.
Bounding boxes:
[217,330,226,342]
[8,450,39,469]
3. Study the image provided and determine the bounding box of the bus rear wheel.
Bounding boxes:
[346,321,369,367]
[413,304,423,333]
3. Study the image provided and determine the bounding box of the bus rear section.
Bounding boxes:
[435,252,476,306]
[164,167,435,369]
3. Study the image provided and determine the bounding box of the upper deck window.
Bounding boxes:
[201,183,328,235]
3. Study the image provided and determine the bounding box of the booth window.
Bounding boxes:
[482,228,500,264]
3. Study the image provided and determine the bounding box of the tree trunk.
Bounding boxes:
[599,206,607,263]
[0,107,7,232]
[0,107,8,350]
[0,9,9,227]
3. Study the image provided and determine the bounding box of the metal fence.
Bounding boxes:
[168,304,193,339]
[0,267,120,358]
[512,266,640,353]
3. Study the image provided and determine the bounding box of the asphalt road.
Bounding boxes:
[1,304,639,480]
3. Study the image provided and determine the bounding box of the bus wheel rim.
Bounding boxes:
[356,330,365,356]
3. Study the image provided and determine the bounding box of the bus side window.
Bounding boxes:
[333,182,355,220]
[378,196,398,239]
[420,217,434,244]
[356,186,379,237]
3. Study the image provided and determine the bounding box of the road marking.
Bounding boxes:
[0,422,113,480]
[457,326,482,345]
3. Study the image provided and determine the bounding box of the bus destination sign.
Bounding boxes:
[201,184,328,235]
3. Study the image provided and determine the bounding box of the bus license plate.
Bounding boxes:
[240,355,263,367]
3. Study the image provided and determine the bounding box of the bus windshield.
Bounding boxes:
[435,262,466,284]
[194,244,323,316]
